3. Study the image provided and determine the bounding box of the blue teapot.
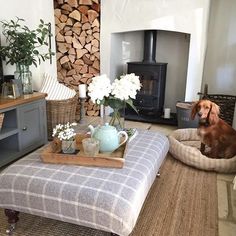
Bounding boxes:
[88,123,128,153]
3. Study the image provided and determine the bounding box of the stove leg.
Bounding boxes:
[4,209,19,235]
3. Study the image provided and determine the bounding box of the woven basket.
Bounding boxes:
[46,96,77,140]
[0,113,4,132]
[199,85,236,126]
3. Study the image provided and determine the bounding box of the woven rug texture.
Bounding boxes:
[0,154,218,236]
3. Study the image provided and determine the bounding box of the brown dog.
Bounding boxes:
[191,99,236,159]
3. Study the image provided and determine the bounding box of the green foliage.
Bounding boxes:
[0,17,54,67]
[104,97,125,110]
[101,96,138,114]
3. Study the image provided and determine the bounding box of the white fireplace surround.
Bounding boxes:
[100,0,211,106]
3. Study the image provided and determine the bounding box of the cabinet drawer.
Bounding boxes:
[19,101,45,150]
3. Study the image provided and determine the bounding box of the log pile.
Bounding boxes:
[54,0,100,117]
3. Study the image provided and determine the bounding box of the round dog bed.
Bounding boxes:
[168,128,236,173]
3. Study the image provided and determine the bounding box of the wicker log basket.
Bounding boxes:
[46,96,77,140]
[199,84,236,126]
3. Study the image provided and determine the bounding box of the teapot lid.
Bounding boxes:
[101,123,116,131]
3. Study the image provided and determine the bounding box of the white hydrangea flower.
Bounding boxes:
[111,73,141,100]
[88,74,112,104]
[87,73,141,128]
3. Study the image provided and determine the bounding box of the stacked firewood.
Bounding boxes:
[54,0,100,117]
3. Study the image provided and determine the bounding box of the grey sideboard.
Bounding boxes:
[0,92,47,168]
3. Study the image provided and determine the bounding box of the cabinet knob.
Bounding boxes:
[22,126,27,131]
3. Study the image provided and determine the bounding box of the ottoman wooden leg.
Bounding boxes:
[5,209,19,235]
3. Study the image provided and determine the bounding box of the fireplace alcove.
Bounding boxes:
[101,0,210,126]
[110,30,190,125]
[125,30,172,124]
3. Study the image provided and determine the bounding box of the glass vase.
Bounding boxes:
[100,105,110,126]
[61,140,76,154]
[109,105,125,131]
[14,64,33,94]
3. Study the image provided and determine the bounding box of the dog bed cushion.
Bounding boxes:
[168,128,236,173]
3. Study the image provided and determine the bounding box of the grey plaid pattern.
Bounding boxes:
[0,130,169,236]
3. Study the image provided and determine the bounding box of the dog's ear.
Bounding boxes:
[209,102,220,124]
[191,101,199,120]
[211,102,220,115]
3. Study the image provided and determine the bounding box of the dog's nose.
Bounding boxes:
[198,112,202,117]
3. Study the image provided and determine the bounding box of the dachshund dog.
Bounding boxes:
[191,99,236,159]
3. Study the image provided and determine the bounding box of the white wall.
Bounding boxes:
[203,0,236,95]
[101,0,211,102]
[203,0,236,128]
[2,1,234,126]
[157,31,190,111]
[0,0,57,91]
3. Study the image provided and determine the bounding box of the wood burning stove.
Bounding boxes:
[125,30,177,125]
[127,62,167,115]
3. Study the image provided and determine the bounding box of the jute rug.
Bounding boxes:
[0,154,218,236]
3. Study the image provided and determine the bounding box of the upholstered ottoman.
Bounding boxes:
[0,130,169,236]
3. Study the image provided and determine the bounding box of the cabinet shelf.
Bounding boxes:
[0,150,20,167]
[0,127,19,140]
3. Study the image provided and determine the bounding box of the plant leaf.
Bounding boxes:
[37,37,43,44]
[126,99,139,113]
[0,17,55,67]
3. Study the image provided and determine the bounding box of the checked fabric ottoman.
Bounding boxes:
[0,130,169,236]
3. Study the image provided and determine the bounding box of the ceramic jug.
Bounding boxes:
[88,123,128,153]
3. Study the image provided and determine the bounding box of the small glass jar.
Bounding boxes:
[61,140,76,154]
[82,138,99,156]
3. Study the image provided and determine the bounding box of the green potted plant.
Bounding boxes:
[0,17,54,94]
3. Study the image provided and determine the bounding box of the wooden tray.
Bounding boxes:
[40,141,128,168]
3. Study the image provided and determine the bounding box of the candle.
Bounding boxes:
[78,84,87,98]
[164,108,171,119]
[100,104,104,118]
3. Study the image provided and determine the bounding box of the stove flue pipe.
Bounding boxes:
[142,30,157,63]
